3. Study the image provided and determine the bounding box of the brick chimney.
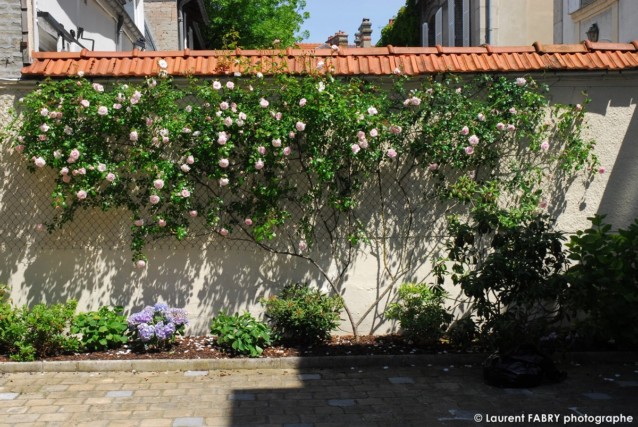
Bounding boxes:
[326,31,349,48]
[357,18,372,48]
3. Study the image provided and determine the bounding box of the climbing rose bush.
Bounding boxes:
[8,67,596,269]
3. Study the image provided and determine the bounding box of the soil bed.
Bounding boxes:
[0,335,466,362]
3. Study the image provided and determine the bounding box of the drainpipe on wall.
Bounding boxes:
[177,0,194,50]
[116,15,124,51]
[485,0,492,44]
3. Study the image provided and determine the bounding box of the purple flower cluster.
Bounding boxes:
[127,303,188,345]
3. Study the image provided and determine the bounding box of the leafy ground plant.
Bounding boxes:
[0,300,79,361]
[71,306,128,352]
[262,283,344,345]
[385,283,453,347]
[210,312,272,357]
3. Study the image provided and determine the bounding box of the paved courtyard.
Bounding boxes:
[0,356,636,426]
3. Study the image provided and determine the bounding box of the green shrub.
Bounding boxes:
[385,283,453,346]
[210,312,272,357]
[446,315,477,349]
[262,283,344,345]
[565,215,638,348]
[0,300,80,361]
[71,306,128,352]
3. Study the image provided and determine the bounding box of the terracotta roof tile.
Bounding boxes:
[22,42,638,78]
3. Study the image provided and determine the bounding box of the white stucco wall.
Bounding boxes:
[557,0,638,43]
[1,72,637,336]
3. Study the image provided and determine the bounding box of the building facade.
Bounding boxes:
[417,0,554,47]
[554,0,638,43]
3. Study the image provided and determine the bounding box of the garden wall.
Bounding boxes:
[1,72,637,336]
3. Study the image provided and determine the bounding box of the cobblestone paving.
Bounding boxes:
[0,359,636,426]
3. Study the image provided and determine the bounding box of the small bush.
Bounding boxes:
[262,283,344,345]
[0,300,80,361]
[127,303,188,350]
[565,215,638,348]
[385,283,453,347]
[72,306,128,352]
[210,312,272,357]
[446,315,477,349]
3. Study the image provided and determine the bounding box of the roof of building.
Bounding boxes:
[21,41,638,78]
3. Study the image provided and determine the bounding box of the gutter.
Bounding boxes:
[485,0,491,44]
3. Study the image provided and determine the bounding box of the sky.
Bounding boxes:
[298,0,406,45]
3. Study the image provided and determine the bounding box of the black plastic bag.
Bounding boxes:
[483,344,566,388]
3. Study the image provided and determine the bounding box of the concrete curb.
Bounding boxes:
[1,351,636,374]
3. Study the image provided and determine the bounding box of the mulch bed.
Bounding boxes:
[0,335,467,362]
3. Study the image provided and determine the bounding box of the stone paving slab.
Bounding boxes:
[0,356,636,426]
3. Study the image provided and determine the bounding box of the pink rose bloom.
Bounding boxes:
[236,119,245,127]
[507,124,516,132]
[186,155,195,165]
[40,108,49,117]
[106,173,116,182]
[34,157,46,167]
[516,77,527,87]
[351,144,361,154]
[151,137,159,146]
[189,210,198,218]
[158,218,167,227]
[182,127,191,134]
[598,166,606,174]
[219,177,229,187]
[477,113,486,121]
[219,158,229,168]
[295,121,306,132]
[213,81,222,90]
[255,159,265,170]
[113,103,122,110]
[76,190,88,200]
[468,135,479,146]
[496,122,506,131]
[428,163,439,171]
[64,125,73,135]
[259,98,269,108]
[130,97,139,105]
[357,131,366,140]
[224,117,233,126]
[464,146,474,155]
[231,103,237,112]
[135,260,146,269]
[299,98,307,107]
[40,123,49,132]
[97,106,108,116]
[369,128,379,138]
[153,179,164,189]
[576,104,583,111]
[149,195,160,204]
[289,131,296,139]
[185,105,192,113]
[410,97,421,106]
[92,83,104,92]
[97,163,107,172]
[238,112,247,121]
[389,125,402,135]
[509,107,517,114]
[244,218,253,226]
[272,138,282,147]
[298,240,308,251]
[134,219,144,227]
[367,106,378,115]
[220,102,229,110]
[275,112,283,121]
[69,149,80,160]
[460,126,469,136]
[72,169,80,176]
[218,132,228,145]
[53,150,62,159]
[130,131,139,142]
[80,99,90,108]
[160,128,169,137]
[226,81,235,89]
[219,228,229,236]
[359,139,369,149]
[540,141,549,152]
[181,164,191,173]
[162,136,170,143]
[181,188,191,198]
[258,146,266,155]
[283,147,291,156]
[386,148,397,159]
[456,87,462,94]
[62,175,71,183]
[77,167,86,175]
[15,144,24,154]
